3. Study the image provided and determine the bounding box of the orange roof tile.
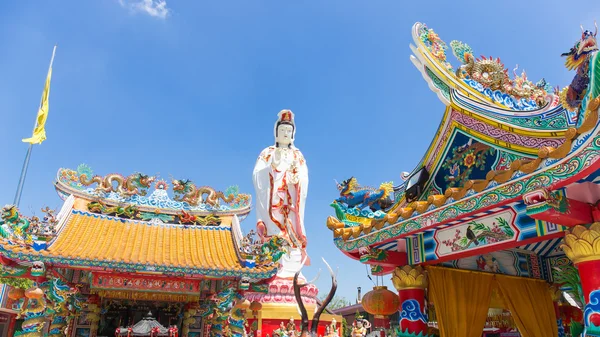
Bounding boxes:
[0,210,276,279]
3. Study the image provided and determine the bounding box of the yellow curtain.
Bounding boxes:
[427,266,495,337]
[496,274,558,337]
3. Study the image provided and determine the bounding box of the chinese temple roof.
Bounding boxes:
[327,22,600,255]
[0,206,275,279]
[0,166,280,280]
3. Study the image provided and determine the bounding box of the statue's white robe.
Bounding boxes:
[252,145,308,249]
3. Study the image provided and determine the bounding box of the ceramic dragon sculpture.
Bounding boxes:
[177,211,221,226]
[239,231,290,267]
[451,40,548,106]
[202,286,245,337]
[257,236,290,266]
[0,205,32,244]
[210,312,229,337]
[358,247,388,264]
[15,290,47,337]
[335,177,393,211]
[87,201,138,218]
[228,308,246,337]
[80,172,155,196]
[171,179,235,207]
[45,279,78,337]
[560,22,599,113]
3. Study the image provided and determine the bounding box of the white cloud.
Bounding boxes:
[118,0,170,19]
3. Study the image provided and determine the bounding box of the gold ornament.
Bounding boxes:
[392,265,427,290]
[560,223,600,264]
[548,284,562,302]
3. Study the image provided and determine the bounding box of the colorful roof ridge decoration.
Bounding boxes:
[412,23,577,131]
[55,165,251,217]
[416,23,553,112]
[0,209,278,279]
[326,22,600,251]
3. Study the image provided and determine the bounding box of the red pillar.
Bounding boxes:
[398,288,427,335]
[392,266,428,336]
[562,224,600,336]
[576,260,600,335]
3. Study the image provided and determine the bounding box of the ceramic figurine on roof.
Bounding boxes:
[171,178,237,207]
[56,164,252,215]
[560,22,598,113]
[253,109,309,269]
[335,177,394,212]
[0,205,32,245]
[79,171,156,197]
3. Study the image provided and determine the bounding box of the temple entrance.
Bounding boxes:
[96,300,183,337]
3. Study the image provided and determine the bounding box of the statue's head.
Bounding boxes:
[274,110,295,148]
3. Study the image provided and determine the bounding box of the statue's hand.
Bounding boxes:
[273,148,282,165]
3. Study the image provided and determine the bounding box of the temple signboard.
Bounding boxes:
[91,273,201,294]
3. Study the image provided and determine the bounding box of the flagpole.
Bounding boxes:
[13,45,57,208]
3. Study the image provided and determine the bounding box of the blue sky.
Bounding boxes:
[0,0,598,302]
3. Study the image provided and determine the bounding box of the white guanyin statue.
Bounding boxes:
[253,110,310,277]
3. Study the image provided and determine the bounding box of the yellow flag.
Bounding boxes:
[22,67,52,145]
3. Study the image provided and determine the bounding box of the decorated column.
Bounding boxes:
[86,295,101,337]
[16,286,47,337]
[392,266,428,336]
[549,284,566,337]
[561,223,600,336]
[182,302,199,337]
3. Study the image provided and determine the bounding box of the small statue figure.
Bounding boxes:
[330,318,339,337]
[351,318,368,337]
[286,317,297,336]
[274,322,289,337]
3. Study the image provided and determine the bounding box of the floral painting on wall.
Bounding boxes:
[434,209,519,257]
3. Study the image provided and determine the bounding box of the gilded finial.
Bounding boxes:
[560,223,600,264]
[392,265,427,290]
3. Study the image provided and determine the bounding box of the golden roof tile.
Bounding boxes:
[0,210,276,279]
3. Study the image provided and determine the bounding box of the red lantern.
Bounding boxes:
[8,287,25,300]
[25,287,44,299]
[361,286,400,317]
